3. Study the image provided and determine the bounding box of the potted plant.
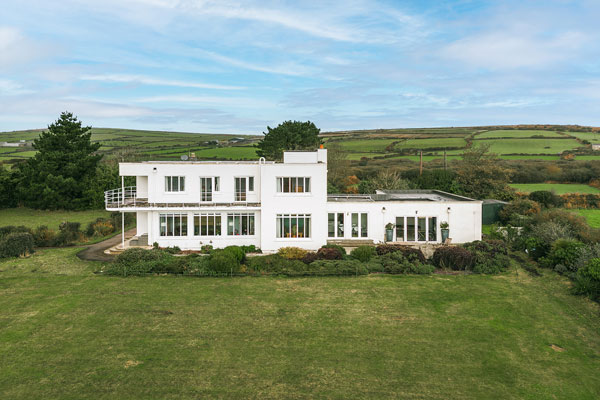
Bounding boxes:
[385,222,395,242]
[440,221,449,242]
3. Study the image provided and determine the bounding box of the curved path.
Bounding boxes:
[77,228,136,262]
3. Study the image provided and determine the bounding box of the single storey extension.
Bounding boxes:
[105,149,481,251]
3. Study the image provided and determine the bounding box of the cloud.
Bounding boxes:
[442,29,587,70]
[0,26,47,70]
[79,74,244,90]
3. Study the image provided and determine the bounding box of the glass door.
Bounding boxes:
[235,177,247,201]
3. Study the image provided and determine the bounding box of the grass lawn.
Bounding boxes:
[510,183,600,194]
[570,209,600,228]
[0,208,111,229]
[1,248,600,398]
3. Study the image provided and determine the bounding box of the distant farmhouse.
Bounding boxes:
[0,140,27,147]
[592,143,600,151]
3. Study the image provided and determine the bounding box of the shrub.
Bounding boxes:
[572,258,600,301]
[0,232,35,258]
[240,245,261,254]
[162,246,181,255]
[529,190,562,208]
[375,244,426,262]
[432,246,474,271]
[317,247,344,260]
[58,221,82,244]
[31,225,57,247]
[85,218,115,237]
[321,243,346,255]
[350,245,376,262]
[540,239,585,271]
[377,252,433,274]
[200,244,213,254]
[301,252,319,264]
[278,246,308,260]
[207,250,240,274]
[499,199,541,225]
[572,244,600,274]
[307,259,368,275]
[223,246,245,263]
[246,254,306,275]
[0,225,31,239]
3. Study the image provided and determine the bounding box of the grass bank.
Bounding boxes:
[0,208,111,229]
[1,248,599,399]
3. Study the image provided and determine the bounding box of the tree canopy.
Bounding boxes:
[17,112,103,210]
[255,120,322,160]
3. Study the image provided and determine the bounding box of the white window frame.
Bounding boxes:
[276,177,311,194]
[165,176,185,193]
[234,176,254,202]
[276,214,311,239]
[351,212,368,238]
[227,213,255,236]
[327,212,344,238]
[394,216,438,242]
[159,213,188,236]
[194,213,222,236]
[199,176,219,202]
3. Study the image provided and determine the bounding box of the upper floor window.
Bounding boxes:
[277,177,311,193]
[235,177,254,201]
[200,177,219,201]
[165,176,185,192]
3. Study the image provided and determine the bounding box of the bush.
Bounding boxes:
[0,232,35,258]
[320,244,346,255]
[57,221,82,244]
[432,246,474,271]
[375,244,426,262]
[0,225,31,239]
[85,218,115,237]
[350,245,376,262]
[529,190,562,208]
[301,252,319,264]
[223,246,245,263]
[278,247,308,260]
[572,258,600,301]
[377,252,434,274]
[317,247,344,260]
[572,244,600,274]
[540,239,585,271]
[499,199,541,225]
[240,245,261,254]
[162,246,181,254]
[462,240,511,274]
[208,250,240,274]
[246,254,306,275]
[200,244,213,254]
[31,225,57,247]
[307,259,368,275]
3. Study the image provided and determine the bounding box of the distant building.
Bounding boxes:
[592,144,600,151]
[0,141,27,147]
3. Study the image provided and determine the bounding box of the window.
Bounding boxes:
[159,214,188,236]
[395,216,438,242]
[277,177,311,193]
[351,213,368,238]
[165,176,185,192]
[200,177,219,201]
[194,213,221,236]
[235,177,254,201]
[277,214,311,238]
[227,213,255,235]
[327,213,344,238]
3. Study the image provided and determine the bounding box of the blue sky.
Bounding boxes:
[1,0,599,134]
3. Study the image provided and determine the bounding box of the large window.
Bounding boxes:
[351,213,368,238]
[165,176,185,192]
[200,177,219,201]
[276,177,311,193]
[194,213,221,236]
[395,216,438,242]
[235,177,254,201]
[227,213,255,235]
[328,213,344,238]
[159,213,188,236]
[277,214,311,238]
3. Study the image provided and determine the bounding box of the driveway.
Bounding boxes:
[76,228,136,262]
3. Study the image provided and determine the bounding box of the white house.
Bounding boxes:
[105,149,482,251]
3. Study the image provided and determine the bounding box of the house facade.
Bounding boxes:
[105,149,482,251]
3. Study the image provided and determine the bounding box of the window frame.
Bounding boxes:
[226,213,255,236]
[276,177,311,194]
[193,213,222,236]
[199,176,220,202]
[327,212,344,238]
[276,214,311,239]
[234,176,255,201]
[164,176,186,193]
[159,213,188,237]
[394,216,438,242]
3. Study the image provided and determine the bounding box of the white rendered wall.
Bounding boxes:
[136,211,148,236]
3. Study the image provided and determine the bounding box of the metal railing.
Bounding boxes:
[105,186,140,208]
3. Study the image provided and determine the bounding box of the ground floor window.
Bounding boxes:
[227,213,255,235]
[395,216,437,242]
[277,214,311,238]
[351,213,368,238]
[159,213,188,236]
[328,212,344,238]
[194,213,221,236]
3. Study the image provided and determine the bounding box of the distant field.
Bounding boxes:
[476,138,581,155]
[571,209,600,228]
[0,208,111,229]
[476,130,564,139]
[328,139,397,152]
[510,183,600,194]
[394,137,466,150]
[567,132,600,142]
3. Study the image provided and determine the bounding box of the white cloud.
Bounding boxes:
[442,30,587,69]
[0,26,46,69]
[79,74,244,90]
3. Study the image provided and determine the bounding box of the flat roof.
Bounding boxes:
[328,190,478,203]
[121,160,274,165]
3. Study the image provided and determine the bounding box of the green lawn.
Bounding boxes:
[0,208,111,229]
[1,248,600,398]
[476,130,564,139]
[571,209,600,228]
[510,183,600,194]
[475,138,581,154]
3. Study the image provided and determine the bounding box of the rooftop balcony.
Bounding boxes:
[104,187,260,210]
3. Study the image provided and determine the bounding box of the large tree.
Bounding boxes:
[17,112,102,209]
[255,120,322,160]
[452,144,515,200]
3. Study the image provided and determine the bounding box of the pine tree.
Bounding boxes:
[17,112,102,209]
[255,120,321,160]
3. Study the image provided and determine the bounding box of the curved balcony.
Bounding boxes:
[105,186,146,209]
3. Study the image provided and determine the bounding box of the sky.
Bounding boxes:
[1,0,599,134]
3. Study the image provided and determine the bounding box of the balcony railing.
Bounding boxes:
[105,186,142,208]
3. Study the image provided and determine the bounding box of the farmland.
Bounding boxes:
[1,247,600,399]
[510,183,600,194]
